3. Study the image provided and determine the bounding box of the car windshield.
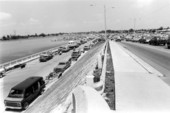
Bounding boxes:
[9,89,24,98]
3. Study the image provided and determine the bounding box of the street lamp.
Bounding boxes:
[104,5,107,39]
[90,5,114,39]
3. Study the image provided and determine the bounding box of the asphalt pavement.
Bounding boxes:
[119,41,170,86]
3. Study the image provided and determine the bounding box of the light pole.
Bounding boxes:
[104,5,107,39]
[90,5,114,40]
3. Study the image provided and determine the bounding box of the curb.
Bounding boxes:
[117,43,164,77]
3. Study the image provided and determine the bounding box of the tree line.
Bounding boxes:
[0,33,65,41]
[1,26,169,41]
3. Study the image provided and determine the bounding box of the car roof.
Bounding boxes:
[12,76,43,90]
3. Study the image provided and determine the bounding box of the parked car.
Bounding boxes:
[71,50,81,61]
[115,38,121,42]
[58,58,71,69]
[46,71,61,80]
[83,45,90,51]
[0,72,5,78]
[61,46,70,53]
[165,35,170,49]
[53,58,71,78]
[68,41,79,49]
[80,40,87,44]
[149,36,166,45]
[39,52,53,62]
[139,38,146,43]
[4,76,45,110]
[13,63,26,69]
[51,49,62,55]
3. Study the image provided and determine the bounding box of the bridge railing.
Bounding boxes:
[0,46,61,73]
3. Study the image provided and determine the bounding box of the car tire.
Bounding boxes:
[23,102,29,110]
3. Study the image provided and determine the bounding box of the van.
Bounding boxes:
[68,41,79,49]
[4,76,45,110]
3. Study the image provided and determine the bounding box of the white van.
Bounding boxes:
[68,41,79,49]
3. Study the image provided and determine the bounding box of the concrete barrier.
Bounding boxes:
[0,46,60,73]
[94,41,108,94]
[72,85,112,113]
[85,41,108,94]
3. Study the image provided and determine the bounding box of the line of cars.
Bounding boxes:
[126,34,170,49]
[46,45,91,80]
[39,40,86,62]
[3,39,95,111]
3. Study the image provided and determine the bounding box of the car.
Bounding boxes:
[115,38,121,42]
[83,45,90,51]
[4,76,45,110]
[0,72,5,78]
[165,35,170,49]
[61,46,70,53]
[68,41,79,49]
[46,71,61,80]
[13,63,26,69]
[139,38,146,43]
[80,40,87,44]
[39,52,53,62]
[149,36,166,45]
[58,58,71,69]
[53,58,71,78]
[51,49,62,55]
[71,50,81,61]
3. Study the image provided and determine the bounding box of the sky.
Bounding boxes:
[0,0,170,36]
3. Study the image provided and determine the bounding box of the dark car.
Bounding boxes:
[71,50,81,61]
[0,72,5,78]
[4,76,45,110]
[149,36,166,46]
[84,45,90,51]
[166,35,170,49]
[13,63,26,69]
[115,38,121,42]
[39,52,53,62]
[139,38,146,43]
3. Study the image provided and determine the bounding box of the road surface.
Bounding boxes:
[0,40,104,113]
[119,41,170,86]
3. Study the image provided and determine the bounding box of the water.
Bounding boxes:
[0,36,68,64]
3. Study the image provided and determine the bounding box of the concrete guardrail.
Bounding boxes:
[0,46,60,73]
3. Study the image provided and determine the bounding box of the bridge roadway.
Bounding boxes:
[0,41,104,113]
[110,41,170,112]
[119,41,170,86]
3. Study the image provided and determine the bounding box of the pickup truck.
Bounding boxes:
[71,50,81,61]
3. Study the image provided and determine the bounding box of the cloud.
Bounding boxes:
[131,0,154,8]
[29,18,39,24]
[0,12,11,20]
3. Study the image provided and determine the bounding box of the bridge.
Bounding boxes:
[1,38,170,113]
